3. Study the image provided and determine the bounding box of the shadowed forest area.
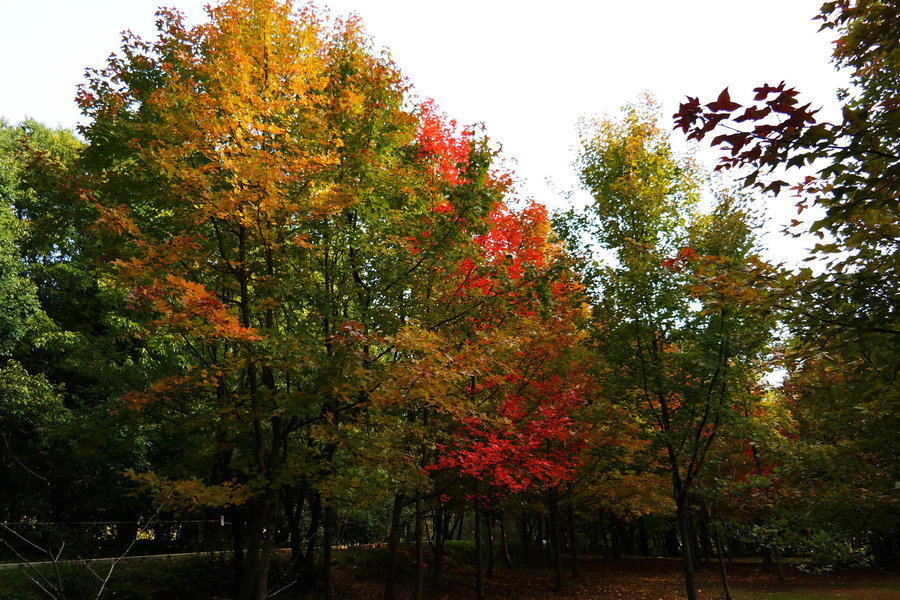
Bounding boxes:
[0,1,898,599]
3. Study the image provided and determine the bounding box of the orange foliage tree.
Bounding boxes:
[76,1,524,598]
[77,1,580,598]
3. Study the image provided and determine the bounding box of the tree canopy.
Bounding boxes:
[0,1,898,599]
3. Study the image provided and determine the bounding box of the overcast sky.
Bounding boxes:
[0,0,848,261]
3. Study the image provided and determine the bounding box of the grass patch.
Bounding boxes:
[731,571,900,600]
[0,553,233,600]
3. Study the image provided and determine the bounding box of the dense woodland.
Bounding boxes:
[0,1,898,599]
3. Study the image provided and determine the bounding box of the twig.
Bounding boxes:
[94,497,170,599]
[0,524,61,599]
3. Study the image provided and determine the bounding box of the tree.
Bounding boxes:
[673,0,900,564]
[561,97,774,600]
[1,120,155,545]
[425,261,591,596]
[0,197,38,358]
[77,2,531,598]
[0,197,62,523]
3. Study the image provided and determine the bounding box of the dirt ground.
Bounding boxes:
[335,555,900,600]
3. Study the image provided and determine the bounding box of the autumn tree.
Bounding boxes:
[424,254,592,596]
[367,106,595,594]
[673,0,900,564]
[76,2,539,598]
[560,97,774,600]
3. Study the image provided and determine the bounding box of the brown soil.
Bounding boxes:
[333,555,900,600]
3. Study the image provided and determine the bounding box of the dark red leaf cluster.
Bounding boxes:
[673,84,825,195]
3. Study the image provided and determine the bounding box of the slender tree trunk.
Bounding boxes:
[597,511,609,559]
[638,518,651,557]
[323,503,335,600]
[698,519,713,565]
[676,495,698,600]
[548,493,564,591]
[384,492,405,600]
[519,517,532,566]
[537,516,545,561]
[568,503,580,578]
[487,513,495,578]
[474,506,485,600]
[665,526,680,558]
[237,499,264,600]
[431,508,446,588]
[610,515,622,560]
[256,490,280,600]
[714,520,733,600]
[499,516,512,569]
[773,546,787,583]
[691,517,705,566]
[230,505,245,597]
[237,490,280,600]
[413,493,424,600]
[285,476,309,567]
[299,490,322,589]
[451,512,463,540]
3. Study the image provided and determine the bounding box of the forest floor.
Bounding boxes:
[339,554,900,600]
[2,549,899,599]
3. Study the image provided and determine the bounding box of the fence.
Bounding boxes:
[0,519,232,563]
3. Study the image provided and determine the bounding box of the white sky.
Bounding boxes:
[0,0,848,263]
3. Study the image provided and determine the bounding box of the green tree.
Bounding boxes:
[0,200,38,357]
[674,0,900,564]
[1,119,160,554]
[0,196,62,523]
[561,97,774,600]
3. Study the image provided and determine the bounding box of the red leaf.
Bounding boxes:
[734,105,772,123]
[753,81,785,101]
[673,96,702,132]
[705,88,742,112]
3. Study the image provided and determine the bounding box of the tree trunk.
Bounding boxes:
[236,500,263,600]
[413,493,424,600]
[230,505,245,597]
[430,507,446,588]
[773,546,787,583]
[499,516,512,569]
[237,490,279,600]
[567,503,580,578]
[610,515,622,560]
[285,478,308,569]
[548,493,564,591]
[519,517,532,566]
[296,490,322,589]
[450,512,463,540]
[676,495,698,600]
[714,520,733,600]
[323,503,335,600]
[597,511,610,559]
[665,526,680,558]
[487,513,495,578]
[638,517,651,557]
[257,491,279,600]
[474,506,485,600]
[537,516,545,560]
[698,518,712,565]
[384,492,404,600]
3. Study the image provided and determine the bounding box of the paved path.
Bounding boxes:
[0,550,223,571]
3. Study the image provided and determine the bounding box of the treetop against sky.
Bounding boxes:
[2,1,844,239]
